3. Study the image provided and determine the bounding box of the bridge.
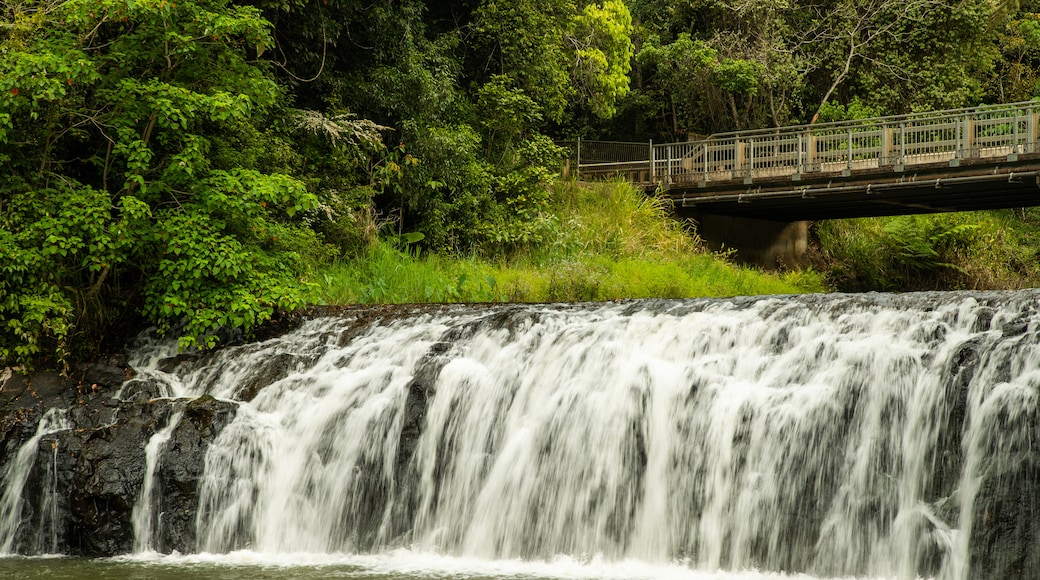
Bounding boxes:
[561,100,1040,266]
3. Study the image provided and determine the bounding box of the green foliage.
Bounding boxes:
[636,34,724,134]
[472,0,575,123]
[714,59,762,96]
[315,180,827,305]
[10,0,1040,370]
[0,0,326,365]
[318,243,509,305]
[393,122,495,251]
[469,0,634,124]
[814,98,883,124]
[545,180,699,259]
[844,0,994,113]
[817,212,1040,292]
[477,76,544,159]
[621,0,1004,138]
[289,110,387,258]
[984,3,1040,102]
[570,0,635,119]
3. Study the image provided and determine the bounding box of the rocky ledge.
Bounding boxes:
[0,363,237,556]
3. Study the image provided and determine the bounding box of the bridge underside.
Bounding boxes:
[657,154,1040,268]
[571,101,1040,268]
[663,153,1040,222]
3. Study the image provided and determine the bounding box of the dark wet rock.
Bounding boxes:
[80,363,133,391]
[156,352,205,375]
[971,306,996,332]
[1000,320,1030,338]
[1,369,37,412]
[232,352,306,402]
[1,370,73,411]
[969,455,1040,580]
[118,376,171,402]
[154,396,238,553]
[1,381,237,557]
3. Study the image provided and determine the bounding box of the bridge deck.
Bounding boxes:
[564,101,1040,221]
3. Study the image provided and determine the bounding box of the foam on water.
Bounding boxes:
[116,549,913,580]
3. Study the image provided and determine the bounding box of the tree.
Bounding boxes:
[569,0,635,119]
[261,0,629,253]
[806,0,995,117]
[0,0,325,365]
[984,1,1040,102]
[624,0,999,138]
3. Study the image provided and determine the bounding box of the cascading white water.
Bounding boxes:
[132,410,185,553]
[32,436,64,554]
[0,408,70,554]
[136,293,1040,579]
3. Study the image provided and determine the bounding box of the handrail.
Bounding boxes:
[703,100,1040,141]
[569,100,1040,187]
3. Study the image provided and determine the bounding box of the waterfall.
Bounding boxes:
[31,435,64,554]
[147,292,1040,578]
[0,408,70,554]
[132,410,185,553]
[1,290,1032,578]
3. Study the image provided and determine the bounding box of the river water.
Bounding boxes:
[4,291,1040,579]
[0,551,879,579]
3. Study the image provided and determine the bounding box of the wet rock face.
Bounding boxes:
[157,396,238,553]
[1,369,237,557]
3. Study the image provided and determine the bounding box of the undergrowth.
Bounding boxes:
[314,180,828,304]
[815,209,1040,291]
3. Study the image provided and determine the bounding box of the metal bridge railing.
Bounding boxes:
[566,100,1040,186]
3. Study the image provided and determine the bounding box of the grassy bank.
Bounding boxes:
[815,209,1040,292]
[313,180,828,304]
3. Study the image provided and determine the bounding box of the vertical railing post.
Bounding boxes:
[899,122,906,168]
[1029,105,1038,154]
[649,139,655,183]
[576,137,581,180]
[954,115,962,160]
[807,132,817,173]
[845,128,854,174]
[1013,110,1020,158]
[667,144,673,183]
[797,133,804,175]
[734,138,744,178]
[881,124,892,166]
[965,114,976,158]
[748,138,755,181]
[703,141,709,180]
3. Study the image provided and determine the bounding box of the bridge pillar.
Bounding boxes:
[691,213,809,270]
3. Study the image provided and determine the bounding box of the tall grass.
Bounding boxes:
[816,210,1040,291]
[314,179,828,305]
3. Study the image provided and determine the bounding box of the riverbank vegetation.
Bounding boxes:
[3,0,1040,367]
[816,210,1040,292]
[316,181,824,305]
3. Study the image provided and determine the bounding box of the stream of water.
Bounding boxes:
[4,291,1040,578]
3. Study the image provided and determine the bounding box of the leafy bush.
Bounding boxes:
[0,0,327,366]
[816,211,1040,291]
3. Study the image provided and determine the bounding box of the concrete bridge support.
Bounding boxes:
[690,213,809,270]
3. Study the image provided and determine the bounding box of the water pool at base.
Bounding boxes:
[0,551,914,580]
